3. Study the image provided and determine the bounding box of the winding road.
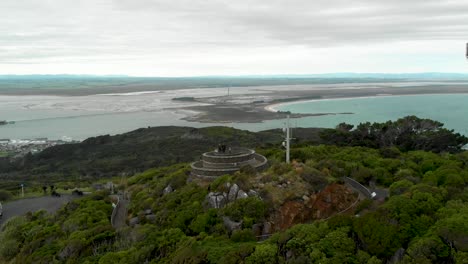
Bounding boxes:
[110,194,129,229]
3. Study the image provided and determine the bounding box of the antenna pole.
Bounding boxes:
[286,115,290,163]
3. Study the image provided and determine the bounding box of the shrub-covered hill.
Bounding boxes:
[0,126,324,182]
[2,145,468,263]
[1,116,466,185]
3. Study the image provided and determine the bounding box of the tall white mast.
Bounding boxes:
[285,115,290,163]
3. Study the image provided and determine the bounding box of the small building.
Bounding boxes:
[191,146,268,180]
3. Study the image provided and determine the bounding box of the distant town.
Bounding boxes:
[0,138,77,158]
[0,120,15,126]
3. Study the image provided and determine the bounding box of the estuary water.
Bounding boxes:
[0,91,285,141]
[1,91,468,141]
[274,94,468,135]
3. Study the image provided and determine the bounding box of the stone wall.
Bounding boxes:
[202,150,254,164]
[191,148,268,179]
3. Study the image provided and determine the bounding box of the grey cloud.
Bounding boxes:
[0,0,467,65]
[218,1,468,46]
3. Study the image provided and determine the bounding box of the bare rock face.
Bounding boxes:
[207,192,227,208]
[223,216,242,233]
[269,183,358,231]
[227,183,250,201]
[206,183,255,209]
[163,185,173,195]
[248,190,259,197]
[262,222,272,236]
[237,190,248,199]
[129,217,140,227]
[228,184,240,201]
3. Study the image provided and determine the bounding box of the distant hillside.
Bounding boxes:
[1,116,466,184]
[0,126,324,182]
[1,73,467,95]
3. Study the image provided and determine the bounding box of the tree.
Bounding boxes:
[403,235,450,263]
[320,116,468,153]
[245,244,277,264]
[354,212,405,258]
[318,227,355,260]
[389,180,414,196]
[0,190,12,201]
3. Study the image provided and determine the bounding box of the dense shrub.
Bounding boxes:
[0,189,12,201]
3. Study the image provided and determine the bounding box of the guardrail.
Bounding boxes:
[321,192,361,221]
[342,177,373,199]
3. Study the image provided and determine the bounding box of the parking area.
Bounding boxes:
[0,195,75,227]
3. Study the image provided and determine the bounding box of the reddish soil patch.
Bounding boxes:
[270,183,358,231]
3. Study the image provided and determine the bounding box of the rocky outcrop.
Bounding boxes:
[129,217,139,227]
[207,192,228,209]
[248,190,259,197]
[237,190,248,199]
[227,183,240,201]
[163,184,173,195]
[251,222,273,238]
[206,183,254,209]
[207,181,359,235]
[269,183,358,231]
[129,209,157,227]
[223,217,242,233]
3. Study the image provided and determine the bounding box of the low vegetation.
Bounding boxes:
[1,116,468,263]
[2,143,468,262]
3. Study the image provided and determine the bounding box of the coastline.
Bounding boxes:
[4,82,468,140]
[263,92,468,113]
[263,94,398,113]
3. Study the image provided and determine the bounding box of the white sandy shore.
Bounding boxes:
[264,94,397,113]
[263,91,468,113]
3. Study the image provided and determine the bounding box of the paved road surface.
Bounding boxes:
[0,195,75,227]
[343,177,389,200]
[111,199,128,228]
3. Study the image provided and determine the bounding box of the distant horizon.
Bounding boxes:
[2,72,468,79]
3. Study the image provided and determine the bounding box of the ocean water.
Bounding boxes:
[0,92,285,141]
[2,92,468,141]
[275,94,468,135]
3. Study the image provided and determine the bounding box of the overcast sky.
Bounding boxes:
[1,0,468,76]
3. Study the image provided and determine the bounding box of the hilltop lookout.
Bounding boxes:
[191,145,268,180]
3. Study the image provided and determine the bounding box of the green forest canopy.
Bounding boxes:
[2,143,468,263]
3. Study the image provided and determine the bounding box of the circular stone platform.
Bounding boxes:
[191,147,268,180]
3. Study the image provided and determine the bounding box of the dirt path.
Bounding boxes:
[0,195,75,226]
